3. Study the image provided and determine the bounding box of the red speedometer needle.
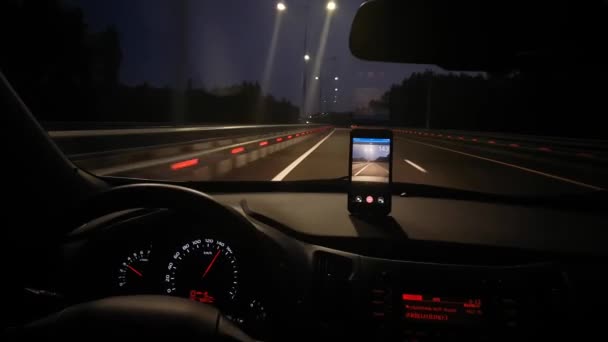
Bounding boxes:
[203,249,222,278]
[127,265,143,277]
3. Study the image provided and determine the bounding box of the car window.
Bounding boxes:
[1,0,606,196]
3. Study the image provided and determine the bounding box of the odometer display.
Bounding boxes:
[164,238,238,306]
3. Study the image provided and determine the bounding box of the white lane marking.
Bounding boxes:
[405,139,604,191]
[354,163,372,176]
[404,159,428,173]
[272,129,336,181]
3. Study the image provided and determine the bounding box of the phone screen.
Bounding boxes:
[348,130,392,216]
[351,138,391,183]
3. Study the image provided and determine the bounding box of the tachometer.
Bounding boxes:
[117,247,152,292]
[164,238,238,306]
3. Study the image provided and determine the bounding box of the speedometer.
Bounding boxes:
[164,238,238,306]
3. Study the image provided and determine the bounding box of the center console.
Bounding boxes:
[364,259,569,341]
[313,252,571,342]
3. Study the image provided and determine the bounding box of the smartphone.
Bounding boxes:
[348,129,393,216]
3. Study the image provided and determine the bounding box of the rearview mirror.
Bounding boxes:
[350,0,608,71]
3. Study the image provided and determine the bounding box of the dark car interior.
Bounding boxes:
[3,1,608,341]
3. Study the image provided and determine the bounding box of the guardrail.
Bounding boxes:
[395,128,608,163]
[49,124,326,155]
[49,124,332,179]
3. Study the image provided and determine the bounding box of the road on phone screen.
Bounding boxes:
[352,162,389,183]
[119,128,608,196]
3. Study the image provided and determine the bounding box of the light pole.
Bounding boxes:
[302,52,310,116]
[314,75,323,113]
[301,4,311,117]
[278,1,337,116]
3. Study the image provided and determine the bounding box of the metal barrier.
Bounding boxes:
[395,128,608,163]
[49,124,326,155]
[48,124,333,179]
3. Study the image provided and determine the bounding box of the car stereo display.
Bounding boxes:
[351,138,391,183]
[402,293,484,326]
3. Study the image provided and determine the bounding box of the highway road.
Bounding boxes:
[352,162,390,183]
[108,128,608,196]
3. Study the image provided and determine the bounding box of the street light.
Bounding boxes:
[314,76,319,80]
[277,2,286,11]
[334,88,338,92]
[334,76,339,81]
[327,1,337,11]
[304,54,310,62]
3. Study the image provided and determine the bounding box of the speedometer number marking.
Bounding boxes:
[164,239,238,304]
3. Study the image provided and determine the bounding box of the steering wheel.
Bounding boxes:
[20,184,255,342]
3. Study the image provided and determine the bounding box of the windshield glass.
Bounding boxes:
[1,0,606,195]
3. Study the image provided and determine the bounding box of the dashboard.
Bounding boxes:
[62,209,280,339]
[58,191,608,342]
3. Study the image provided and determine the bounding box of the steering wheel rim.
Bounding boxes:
[71,183,246,229]
[20,183,255,342]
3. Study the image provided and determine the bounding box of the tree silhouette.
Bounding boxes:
[373,68,608,139]
[0,0,300,125]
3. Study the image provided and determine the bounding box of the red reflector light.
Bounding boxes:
[259,141,269,147]
[538,147,551,152]
[171,158,199,171]
[472,138,478,142]
[488,140,496,144]
[296,133,300,137]
[276,137,283,142]
[403,294,423,301]
[458,136,464,140]
[288,135,293,139]
[231,147,245,154]
[509,143,519,148]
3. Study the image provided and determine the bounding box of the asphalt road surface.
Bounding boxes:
[117,128,608,196]
[352,162,390,183]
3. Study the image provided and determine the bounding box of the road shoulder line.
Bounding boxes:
[403,138,603,190]
[354,163,372,176]
[272,129,336,181]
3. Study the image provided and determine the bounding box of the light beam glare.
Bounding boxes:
[256,13,284,121]
[304,13,334,114]
[261,14,283,95]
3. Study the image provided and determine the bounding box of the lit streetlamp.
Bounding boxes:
[334,76,339,81]
[278,2,337,116]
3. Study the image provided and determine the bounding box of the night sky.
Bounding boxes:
[72,0,440,112]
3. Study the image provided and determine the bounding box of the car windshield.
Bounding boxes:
[1,0,606,196]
